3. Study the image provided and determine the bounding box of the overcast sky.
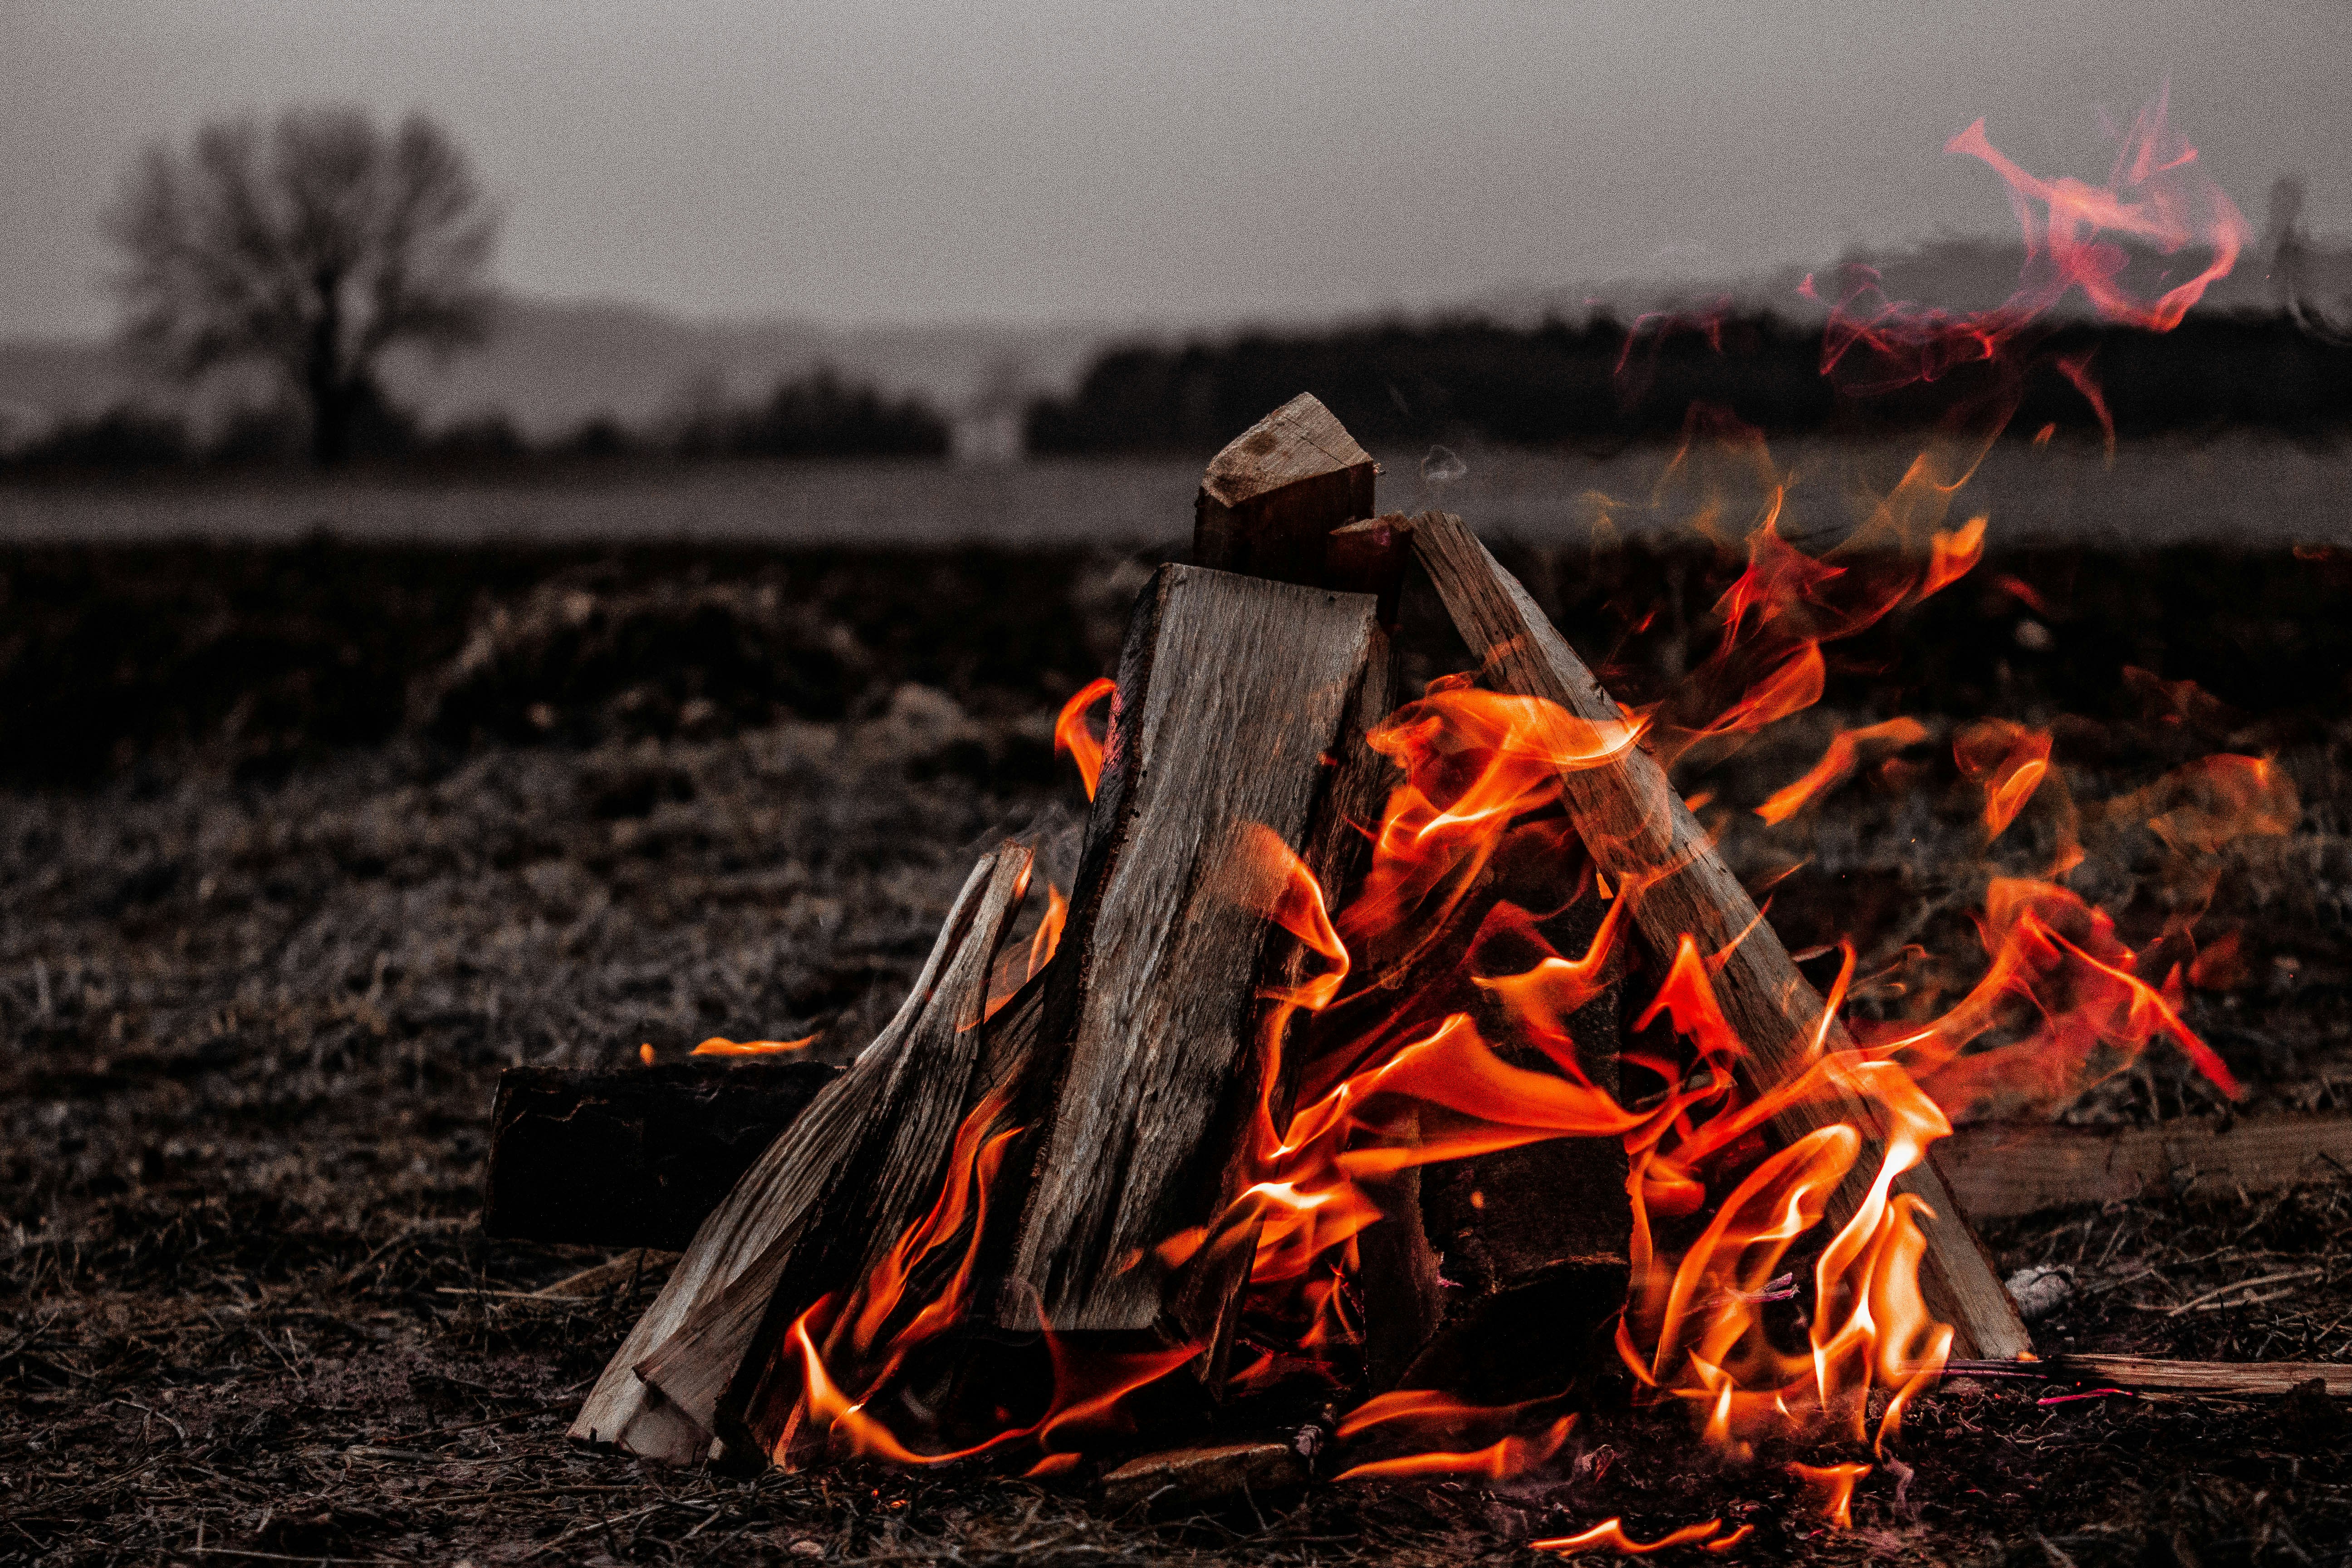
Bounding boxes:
[3,0,2345,340]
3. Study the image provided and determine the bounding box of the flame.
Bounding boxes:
[1055,678,1117,800]
[1535,1519,1738,1555]
[1756,717,1931,825]
[691,1034,818,1056]
[1333,1387,1576,1481]
[1788,1461,1871,1529]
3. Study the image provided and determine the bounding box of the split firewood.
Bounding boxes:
[572,845,1035,1463]
[1101,1440,1307,1515]
[1408,511,2033,1363]
[1002,564,1387,1362]
[1192,392,1378,589]
[485,1059,839,1251]
[1941,1116,2352,1220]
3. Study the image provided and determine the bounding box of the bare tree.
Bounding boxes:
[106,106,499,466]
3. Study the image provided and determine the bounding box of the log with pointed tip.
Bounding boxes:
[572,845,1036,1463]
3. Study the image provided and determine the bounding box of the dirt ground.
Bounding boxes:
[5,539,2351,1565]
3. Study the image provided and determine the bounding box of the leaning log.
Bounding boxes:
[1941,1116,2352,1220]
[1408,511,2032,1363]
[573,846,1034,1463]
[484,1060,838,1251]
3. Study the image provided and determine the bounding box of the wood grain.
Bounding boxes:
[1953,1354,2352,1397]
[1942,1116,2352,1219]
[1004,564,1384,1342]
[1409,511,2032,1363]
[1193,393,1379,588]
[572,847,1029,1462]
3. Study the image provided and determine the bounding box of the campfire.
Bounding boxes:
[474,97,2343,1545]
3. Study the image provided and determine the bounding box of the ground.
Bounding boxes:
[5,539,2350,1565]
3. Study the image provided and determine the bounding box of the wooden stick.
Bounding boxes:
[1193,393,1378,588]
[1004,564,1386,1352]
[1408,511,2032,1362]
[1942,1116,2352,1220]
[484,1060,838,1251]
[571,845,1033,1462]
[1952,1354,2352,1397]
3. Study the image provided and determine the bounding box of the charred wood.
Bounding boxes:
[484,1060,838,1251]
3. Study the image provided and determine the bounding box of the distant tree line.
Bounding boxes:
[0,364,952,476]
[1024,311,2352,455]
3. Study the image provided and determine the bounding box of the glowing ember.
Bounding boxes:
[690,1034,818,1056]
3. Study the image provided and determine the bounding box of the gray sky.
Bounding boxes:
[3,0,2345,339]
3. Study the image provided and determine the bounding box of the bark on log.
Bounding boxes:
[1408,511,2033,1363]
[1941,1116,2352,1220]
[1193,393,1378,589]
[484,1061,838,1251]
[1102,1441,1307,1514]
[1004,564,1386,1355]
[572,846,1034,1462]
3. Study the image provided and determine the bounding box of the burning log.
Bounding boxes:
[483,1060,838,1251]
[1940,1116,2352,1220]
[572,846,1036,1462]
[1406,511,2033,1363]
[1101,1440,1307,1515]
[1000,564,1387,1351]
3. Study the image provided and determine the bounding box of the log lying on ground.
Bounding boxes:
[573,847,1035,1462]
[1941,1116,2352,1220]
[1004,564,1386,1358]
[1950,1354,2352,1398]
[1102,1441,1307,1515]
[1408,511,2033,1363]
[485,1061,838,1251]
[1192,393,1378,589]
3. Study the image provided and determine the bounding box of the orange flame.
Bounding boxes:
[691,1034,818,1057]
[1788,1461,1872,1529]
[1756,717,1931,825]
[1535,1519,1739,1556]
[1055,678,1117,799]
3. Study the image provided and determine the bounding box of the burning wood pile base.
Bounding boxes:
[480,396,2342,1523]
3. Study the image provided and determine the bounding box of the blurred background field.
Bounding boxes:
[3,433,2347,548]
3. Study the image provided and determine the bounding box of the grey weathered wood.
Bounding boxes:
[1004,564,1385,1347]
[1193,393,1378,588]
[623,848,1035,1455]
[571,847,1030,1463]
[1409,511,2032,1363]
[1943,1116,2352,1220]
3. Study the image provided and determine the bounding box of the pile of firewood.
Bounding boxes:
[483,396,2348,1488]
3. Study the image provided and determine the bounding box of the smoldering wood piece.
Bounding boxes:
[484,1060,839,1251]
[1004,565,1385,1350]
[1101,1441,1307,1515]
[1193,392,1379,588]
[1941,1116,2352,1220]
[627,851,1036,1455]
[570,848,1031,1464]
[1409,512,2032,1364]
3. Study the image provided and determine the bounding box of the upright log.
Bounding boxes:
[1193,393,1378,588]
[1004,564,1386,1353]
[1408,512,2033,1363]
[573,846,1034,1462]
